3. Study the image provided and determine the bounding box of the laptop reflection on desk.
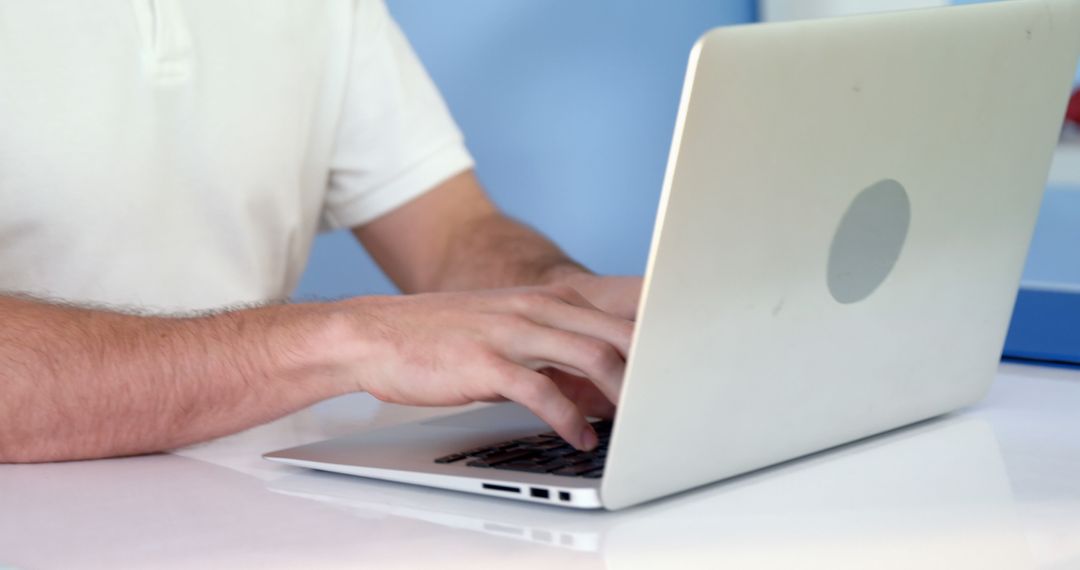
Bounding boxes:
[267,417,1032,569]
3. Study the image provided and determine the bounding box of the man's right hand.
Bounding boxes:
[322,284,634,451]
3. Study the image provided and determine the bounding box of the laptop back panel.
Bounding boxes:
[602,0,1080,510]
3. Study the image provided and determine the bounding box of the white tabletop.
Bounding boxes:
[2,361,1078,570]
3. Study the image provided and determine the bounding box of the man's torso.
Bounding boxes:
[0,1,353,311]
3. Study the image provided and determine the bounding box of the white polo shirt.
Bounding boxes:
[0,0,473,311]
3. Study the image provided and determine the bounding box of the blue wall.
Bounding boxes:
[295,1,757,299]
[952,0,1080,364]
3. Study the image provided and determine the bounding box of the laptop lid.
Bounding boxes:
[602,0,1080,510]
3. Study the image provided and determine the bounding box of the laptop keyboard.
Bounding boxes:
[434,420,612,479]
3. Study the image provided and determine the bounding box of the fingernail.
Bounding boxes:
[580,426,598,451]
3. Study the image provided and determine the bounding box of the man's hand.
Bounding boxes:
[534,273,643,425]
[325,284,634,451]
[0,283,633,462]
[547,273,643,321]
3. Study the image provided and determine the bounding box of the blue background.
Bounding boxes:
[1005,189,1080,364]
[954,0,1080,364]
[296,1,757,299]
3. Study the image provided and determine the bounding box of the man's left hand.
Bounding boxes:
[543,273,642,418]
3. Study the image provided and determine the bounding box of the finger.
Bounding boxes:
[496,286,634,357]
[556,276,644,321]
[540,283,598,309]
[543,368,617,419]
[497,366,598,451]
[605,276,644,321]
[519,300,634,358]
[500,325,625,405]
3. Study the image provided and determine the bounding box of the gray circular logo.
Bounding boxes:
[827,179,911,304]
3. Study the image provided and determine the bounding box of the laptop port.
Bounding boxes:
[530,487,550,500]
[558,491,571,502]
[482,483,521,494]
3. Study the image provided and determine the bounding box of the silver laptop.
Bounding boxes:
[266,0,1080,511]
[267,418,1027,566]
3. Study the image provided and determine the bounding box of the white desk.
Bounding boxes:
[2,361,1078,569]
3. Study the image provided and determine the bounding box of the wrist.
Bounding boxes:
[298,297,392,396]
[248,302,370,399]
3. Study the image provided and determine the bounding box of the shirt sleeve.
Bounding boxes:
[321,0,474,230]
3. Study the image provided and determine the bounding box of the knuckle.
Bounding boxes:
[509,291,549,311]
[546,284,579,300]
[494,313,533,331]
[455,341,507,379]
[462,339,510,367]
[468,343,502,368]
[580,340,621,373]
[532,288,562,304]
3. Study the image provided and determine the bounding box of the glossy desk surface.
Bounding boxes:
[2,361,1078,569]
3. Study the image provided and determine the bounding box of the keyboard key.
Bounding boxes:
[466,460,492,468]
[434,453,467,464]
[535,455,571,466]
[495,461,552,474]
[552,463,603,477]
[534,459,575,471]
[582,469,604,479]
[513,436,551,445]
[473,449,512,459]
[479,448,540,465]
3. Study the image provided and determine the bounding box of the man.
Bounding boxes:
[0,1,641,463]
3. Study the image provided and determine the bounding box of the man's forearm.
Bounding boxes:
[433,212,590,291]
[0,296,349,463]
